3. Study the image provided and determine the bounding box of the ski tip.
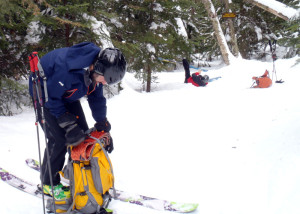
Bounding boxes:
[169,202,199,213]
[25,158,39,164]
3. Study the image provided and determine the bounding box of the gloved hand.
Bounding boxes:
[94,118,111,132]
[57,112,85,146]
[95,119,113,153]
[105,135,114,153]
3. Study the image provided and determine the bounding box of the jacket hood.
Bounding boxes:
[66,42,101,71]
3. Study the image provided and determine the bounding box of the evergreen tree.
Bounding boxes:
[176,1,218,63]
[0,0,34,116]
[0,0,33,79]
[27,0,108,55]
[108,0,192,92]
[0,0,119,115]
[274,0,300,57]
[229,0,299,59]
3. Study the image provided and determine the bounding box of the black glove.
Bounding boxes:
[95,119,113,152]
[94,118,111,132]
[57,112,85,146]
[105,136,114,153]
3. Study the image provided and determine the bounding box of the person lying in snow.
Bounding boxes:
[252,70,272,88]
[183,59,209,87]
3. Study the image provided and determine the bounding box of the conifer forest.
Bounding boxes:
[0,0,299,115]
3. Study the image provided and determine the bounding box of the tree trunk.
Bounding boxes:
[223,0,239,57]
[201,0,232,65]
[146,64,151,93]
[65,23,70,47]
[63,0,70,46]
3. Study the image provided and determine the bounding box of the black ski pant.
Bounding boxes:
[36,100,89,186]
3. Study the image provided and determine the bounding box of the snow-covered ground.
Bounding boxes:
[0,56,299,214]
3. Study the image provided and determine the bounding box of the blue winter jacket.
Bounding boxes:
[29,42,107,123]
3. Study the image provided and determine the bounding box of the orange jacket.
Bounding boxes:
[252,70,272,88]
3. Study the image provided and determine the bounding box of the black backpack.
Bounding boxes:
[192,73,209,86]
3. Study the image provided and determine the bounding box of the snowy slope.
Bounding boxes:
[0,56,300,214]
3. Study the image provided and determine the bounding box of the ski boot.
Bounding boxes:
[43,183,71,200]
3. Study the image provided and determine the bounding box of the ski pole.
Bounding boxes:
[29,52,57,214]
[271,40,278,81]
[29,55,46,214]
[268,40,283,83]
[268,40,275,81]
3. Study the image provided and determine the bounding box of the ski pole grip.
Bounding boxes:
[28,52,39,73]
[29,55,35,73]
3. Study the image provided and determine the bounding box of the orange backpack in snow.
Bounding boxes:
[252,70,272,88]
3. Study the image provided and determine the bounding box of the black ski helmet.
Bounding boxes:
[94,48,126,85]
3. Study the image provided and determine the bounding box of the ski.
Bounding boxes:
[209,76,222,82]
[112,189,198,213]
[0,166,117,214]
[0,167,50,200]
[26,158,199,213]
[189,65,208,72]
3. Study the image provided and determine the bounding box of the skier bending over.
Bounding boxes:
[29,42,126,200]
